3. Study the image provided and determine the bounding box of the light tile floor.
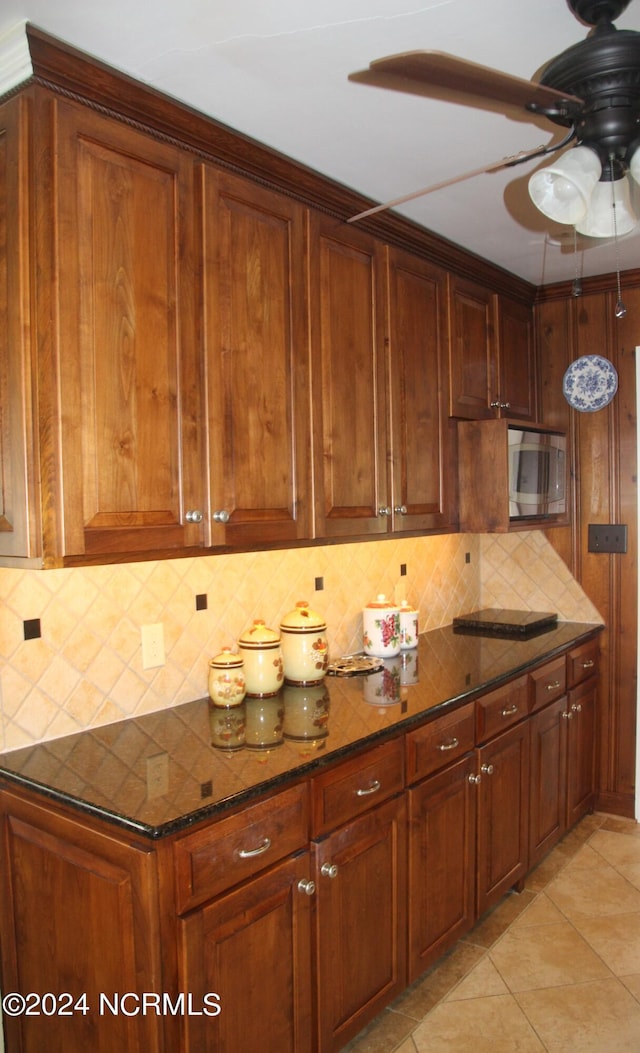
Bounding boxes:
[342,813,640,1053]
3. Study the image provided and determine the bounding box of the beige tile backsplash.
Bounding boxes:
[0,532,601,752]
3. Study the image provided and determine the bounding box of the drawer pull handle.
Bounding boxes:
[237,837,272,859]
[438,737,459,752]
[546,680,561,691]
[321,862,339,879]
[582,659,595,669]
[500,704,518,717]
[297,879,316,896]
[355,779,381,798]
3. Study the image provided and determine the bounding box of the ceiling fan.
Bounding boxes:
[348,0,640,238]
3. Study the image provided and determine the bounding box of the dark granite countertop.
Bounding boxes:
[0,621,602,840]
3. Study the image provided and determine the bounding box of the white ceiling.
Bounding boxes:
[2,0,640,286]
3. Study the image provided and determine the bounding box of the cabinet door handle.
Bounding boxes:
[212,509,230,523]
[321,862,339,879]
[355,779,381,797]
[571,702,583,714]
[468,773,481,785]
[582,659,595,669]
[562,710,573,720]
[437,737,459,752]
[378,506,391,517]
[500,704,518,717]
[185,509,204,523]
[546,680,561,691]
[481,763,494,775]
[394,505,407,515]
[237,837,271,859]
[297,879,316,896]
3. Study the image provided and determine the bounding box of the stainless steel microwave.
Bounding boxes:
[508,426,567,520]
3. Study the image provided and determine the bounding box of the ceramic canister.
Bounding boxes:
[362,595,401,658]
[208,648,246,707]
[238,619,284,697]
[399,600,419,650]
[279,601,329,685]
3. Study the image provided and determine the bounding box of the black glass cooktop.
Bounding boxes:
[452,609,558,639]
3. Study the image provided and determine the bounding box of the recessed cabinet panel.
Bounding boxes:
[202,168,310,545]
[497,295,537,421]
[0,97,39,560]
[387,248,452,531]
[54,100,202,557]
[310,217,388,537]
[448,276,495,419]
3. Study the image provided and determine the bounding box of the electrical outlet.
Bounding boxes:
[588,524,628,554]
[146,753,169,798]
[141,623,165,668]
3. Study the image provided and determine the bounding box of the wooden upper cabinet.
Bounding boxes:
[449,276,536,422]
[309,216,389,538]
[387,247,453,532]
[199,167,311,546]
[51,99,203,560]
[497,295,537,421]
[0,95,40,563]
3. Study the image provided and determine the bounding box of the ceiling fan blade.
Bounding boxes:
[349,50,583,116]
[348,146,551,224]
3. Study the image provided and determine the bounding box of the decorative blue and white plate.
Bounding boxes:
[562,355,618,412]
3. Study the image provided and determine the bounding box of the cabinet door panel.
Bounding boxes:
[179,852,313,1053]
[448,276,495,420]
[408,754,476,980]
[476,721,530,915]
[529,697,568,868]
[313,795,406,1052]
[497,296,537,421]
[202,168,310,544]
[566,677,597,827]
[388,248,452,531]
[55,100,202,557]
[310,217,388,537]
[0,96,39,561]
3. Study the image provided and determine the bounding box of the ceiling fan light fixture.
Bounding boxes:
[629,144,640,185]
[528,145,602,224]
[575,174,637,236]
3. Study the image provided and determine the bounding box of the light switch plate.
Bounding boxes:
[588,524,628,554]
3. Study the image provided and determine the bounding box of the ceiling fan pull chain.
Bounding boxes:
[610,154,627,319]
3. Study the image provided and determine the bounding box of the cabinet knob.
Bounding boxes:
[562,710,574,720]
[571,702,583,714]
[297,878,316,897]
[185,510,204,523]
[481,763,494,776]
[468,773,481,785]
[394,505,407,515]
[212,509,230,524]
[378,506,391,517]
[321,862,339,879]
[489,400,510,410]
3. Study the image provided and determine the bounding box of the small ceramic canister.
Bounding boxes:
[208,648,246,707]
[238,619,284,697]
[399,600,419,650]
[280,601,329,685]
[362,595,401,658]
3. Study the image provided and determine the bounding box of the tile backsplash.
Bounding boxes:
[0,532,601,752]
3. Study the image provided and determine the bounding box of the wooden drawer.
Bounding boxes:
[476,674,528,743]
[173,782,309,913]
[406,702,475,784]
[311,737,404,837]
[529,657,566,713]
[567,638,600,688]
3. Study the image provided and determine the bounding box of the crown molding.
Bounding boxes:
[0,21,33,97]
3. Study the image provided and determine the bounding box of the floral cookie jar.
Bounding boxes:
[362,595,401,658]
[208,648,246,707]
[279,601,329,685]
[399,600,419,650]
[238,619,284,697]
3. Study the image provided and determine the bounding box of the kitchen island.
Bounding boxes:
[0,620,602,1053]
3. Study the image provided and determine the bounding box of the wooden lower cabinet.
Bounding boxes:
[476,719,530,916]
[566,675,597,828]
[0,792,163,1053]
[407,753,476,981]
[178,851,314,1053]
[529,695,568,869]
[312,794,407,1053]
